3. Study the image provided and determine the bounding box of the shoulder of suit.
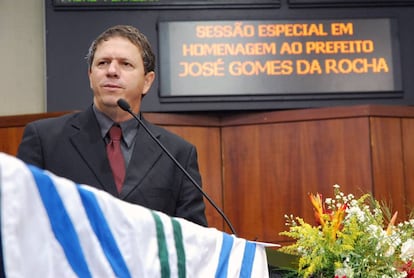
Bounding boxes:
[28,111,83,128]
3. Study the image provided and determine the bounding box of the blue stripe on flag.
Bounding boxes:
[28,165,92,278]
[215,233,234,278]
[240,241,257,278]
[77,186,131,278]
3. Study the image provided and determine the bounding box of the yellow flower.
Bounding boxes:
[279,185,414,278]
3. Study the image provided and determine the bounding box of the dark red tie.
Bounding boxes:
[106,125,126,193]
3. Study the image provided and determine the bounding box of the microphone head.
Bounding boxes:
[117,98,131,112]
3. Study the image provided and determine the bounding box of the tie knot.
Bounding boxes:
[109,125,122,141]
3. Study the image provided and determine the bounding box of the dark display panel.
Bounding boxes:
[52,0,281,9]
[158,19,400,102]
[288,0,414,8]
[45,0,414,112]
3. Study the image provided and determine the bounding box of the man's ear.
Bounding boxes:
[142,71,155,96]
[88,69,93,89]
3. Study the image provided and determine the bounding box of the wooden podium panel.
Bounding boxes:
[221,116,373,241]
[0,112,225,231]
[1,105,414,242]
[0,127,24,155]
[220,105,414,242]
[142,113,224,230]
[402,118,414,212]
[154,125,224,230]
[370,117,406,218]
[0,112,67,156]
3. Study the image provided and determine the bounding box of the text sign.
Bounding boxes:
[158,19,400,97]
[53,0,280,8]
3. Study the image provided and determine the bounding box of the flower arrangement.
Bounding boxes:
[279,184,414,278]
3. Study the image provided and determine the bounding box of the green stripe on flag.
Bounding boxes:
[151,211,170,278]
[171,218,186,278]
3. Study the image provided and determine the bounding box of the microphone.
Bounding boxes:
[117,98,237,235]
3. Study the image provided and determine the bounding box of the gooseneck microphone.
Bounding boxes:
[117,98,237,235]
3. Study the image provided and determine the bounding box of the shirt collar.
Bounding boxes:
[92,105,139,148]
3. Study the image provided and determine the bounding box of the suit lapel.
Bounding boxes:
[120,118,163,199]
[68,107,118,196]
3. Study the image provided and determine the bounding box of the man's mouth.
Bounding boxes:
[103,83,122,90]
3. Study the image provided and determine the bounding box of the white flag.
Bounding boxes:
[0,153,269,278]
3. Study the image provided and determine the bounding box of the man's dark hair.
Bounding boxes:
[86,25,155,74]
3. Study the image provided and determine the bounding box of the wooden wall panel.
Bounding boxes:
[0,112,225,231]
[160,126,224,230]
[222,117,372,242]
[0,112,68,156]
[370,117,407,220]
[402,118,414,214]
[0,127,24,156]
[2,105,414,243]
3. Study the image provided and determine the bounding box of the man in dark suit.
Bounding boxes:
[17,25,207,227]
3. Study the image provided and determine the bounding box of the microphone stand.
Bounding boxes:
[117,99,237,235]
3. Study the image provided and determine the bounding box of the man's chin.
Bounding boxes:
[93,96,121,110]
[103,96,123,106]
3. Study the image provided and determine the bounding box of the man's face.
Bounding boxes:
[89,36,154,115]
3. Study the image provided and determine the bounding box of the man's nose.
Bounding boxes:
[107,61,119,76]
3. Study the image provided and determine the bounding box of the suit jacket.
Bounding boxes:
[17,106,207,226]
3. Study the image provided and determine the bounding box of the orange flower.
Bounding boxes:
[386,211,398,236]
[309,193,326,226]
[309,192,348,239]
[330,203,347,239]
